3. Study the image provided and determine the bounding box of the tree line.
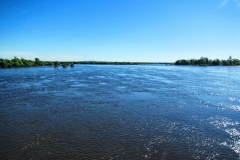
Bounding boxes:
[0,57,49,68]
[3,56,239,68]
[0,57,172,68]
[0,57,74,68]
[175,56,240,66]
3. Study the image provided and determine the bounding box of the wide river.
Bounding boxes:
[0,65,240,159]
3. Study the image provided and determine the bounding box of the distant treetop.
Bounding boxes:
[175,57,240,66]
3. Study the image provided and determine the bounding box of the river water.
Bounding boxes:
[0,65,240,159]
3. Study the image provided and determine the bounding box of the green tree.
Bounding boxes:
[35,58,41,66]
[198,57,208,66]
[212,59,221,65]
[228,56,233,65]
[53,61,60,67]
[233,59,240,65]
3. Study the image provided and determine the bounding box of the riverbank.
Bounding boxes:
[0,57,174,68]
[175,57,240,66]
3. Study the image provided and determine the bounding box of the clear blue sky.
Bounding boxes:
[0,0,239,62]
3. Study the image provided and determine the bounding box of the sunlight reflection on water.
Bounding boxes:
[0,65,240,159]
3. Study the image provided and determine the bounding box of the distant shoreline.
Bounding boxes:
[0,57,174,68]
[1,56,240,68]
[62,61,174,65]
[175,57,240,66]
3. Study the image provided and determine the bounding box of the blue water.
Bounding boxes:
[0,65,240,159]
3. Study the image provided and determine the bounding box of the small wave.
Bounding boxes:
[229,105,240,112]
[228,97,240,102]
[209,116,240,128]
[225,128,240,137]
[208,116,240,156]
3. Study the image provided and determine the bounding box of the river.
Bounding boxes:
[0,65,239,159]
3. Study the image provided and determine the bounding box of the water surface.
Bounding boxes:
[0,65,240,159]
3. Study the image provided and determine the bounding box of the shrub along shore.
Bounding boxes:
[0,57,173,68]
[175,56,240,66]
[1,56,239,68]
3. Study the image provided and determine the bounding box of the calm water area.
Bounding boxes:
[0,65,240,159]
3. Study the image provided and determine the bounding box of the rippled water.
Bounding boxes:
[0,65,240,159]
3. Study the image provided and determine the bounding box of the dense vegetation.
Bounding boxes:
[175,57,240,66]
[0,57,50,68]
[1,56,239,68]
[0,57,173,68]
[0,57,75,68]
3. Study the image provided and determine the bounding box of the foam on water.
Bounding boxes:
[228,97,240,102]
[229,105,240,112]
[209,116,240,157]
